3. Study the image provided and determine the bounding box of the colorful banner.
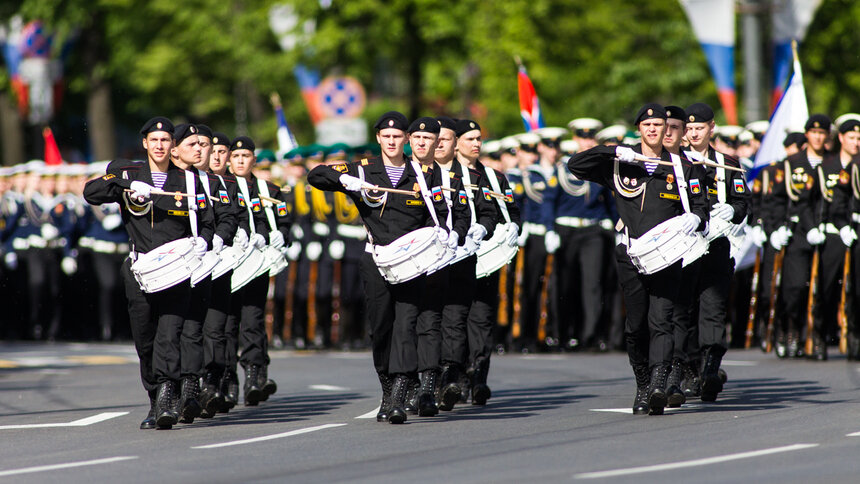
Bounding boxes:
[293,64,324,125]
[517,61,545,132]
[770,0,822,112]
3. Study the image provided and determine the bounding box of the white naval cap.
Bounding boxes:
[744,120,769,135]
[559,139,579,154]
[567,117,604,135]
[596,124,628,143]
[481,139,501,154]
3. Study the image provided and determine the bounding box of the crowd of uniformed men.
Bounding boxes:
[2,102,860,426]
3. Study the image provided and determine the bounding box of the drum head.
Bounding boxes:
[231,246,265,292]
[192,251,221,285]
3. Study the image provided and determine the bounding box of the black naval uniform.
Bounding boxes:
[568,143,708,414]
[749,163,785,348]
[84,158,215,428]
[831,156,860,357]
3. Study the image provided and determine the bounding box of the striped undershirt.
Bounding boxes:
[808,154,822,169]
[151,172,167,190]
[385,165,405,186]
[644,161,658,175]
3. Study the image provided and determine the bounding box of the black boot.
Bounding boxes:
[179,375,202,423]
[388,374,408,424]
[243,365,263,406]
[418,369,439,417]
[682,359,701,398]
[403,375,420,415]
[155,381,179,429]
[471,357,491,406]
[140,389,157,429]
[632,363,650,415]
[809,332,828,361]
[787,328,802,358]
[376,373,392,422]
[220,368,238,411]
[438,365,461,411]
[459,367,472,403]
[257,365,277,401]
[199,370,224,418]
[700,348,724,402]
[647,364,669,415]
[666,359,686,408]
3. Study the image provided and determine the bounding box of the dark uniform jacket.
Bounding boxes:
[769,150,825,248]
[429,159,496,242]
[826,155,859,231]
[235,174,292,244]
[475,160,522,230]
[197,170,246,245]
[694,146,750,225]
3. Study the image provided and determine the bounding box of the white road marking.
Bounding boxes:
[720,360,758,366]
[0,412,128,430]
[589,405,702,414]
[356,407,380,419]
[519,355,567,361]
[573,443,819,479]
[0,456,138,477]
[309,384,349,391]
[846,431,860,437]
[191,423,347,449]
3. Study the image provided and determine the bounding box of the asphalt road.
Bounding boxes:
[1,342,860,483]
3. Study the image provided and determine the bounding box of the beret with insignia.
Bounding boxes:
[783,132,807,149]
[408,116,441,134]
[196,124,213,139]
[211,132,231,147]
[839,119,860,134]
[373,111,409,131]
[140,116,174,137]
[664,105,686,122]
[174,123,199,144]
[633,103,666,125]
[805,113,831,132]
[685,102,714,123]
[454,119,481,137]
[231,136,255,152]
[436,116,457,131]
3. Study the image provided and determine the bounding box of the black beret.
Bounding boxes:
[230,136,255,152]
[685,103,714,123]
[173,123,199,144]
[633,103,667,125]
[783,132,807,148]
[408,117,441,135]
[805,114,831,132]
[436,116,457,131]
[211,132,230,147]
[455,119,481,137]
[664,105,687,122]
[373,111,409,131]
[839,119,860,134]
[140,117,174,137]
[196,124,213,139]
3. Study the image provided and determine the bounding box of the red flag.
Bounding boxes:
[517,61,545,132]
[43,127,62,165]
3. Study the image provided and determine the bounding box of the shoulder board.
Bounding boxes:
[449,170,456,178]
[332,163,349,173]
[422,164,429,173]
[361,158,370,166]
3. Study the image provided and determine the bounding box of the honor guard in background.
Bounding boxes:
[84,116,215,430]
[2,165,30,337]
[494,135,525,352]
[0,165,24,337]
[568,104,708,415]
[307,147,338,349]
[769,115,831,358]
[569,118,604,151]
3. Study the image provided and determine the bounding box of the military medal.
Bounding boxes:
[174,192,182,208]
[666,174,674,190]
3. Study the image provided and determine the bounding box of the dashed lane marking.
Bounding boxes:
[356,407,380,419]
[0,412,129,430]
[309,384,349,391]
[720,360,758,366]
[192,423,347,449]
[573,443,819,479]
[589,405,703,414]
[0,456,138,477]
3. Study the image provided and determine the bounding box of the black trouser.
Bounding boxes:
[360,252,424,375]
[753,245,776,342]
[203,271,232,372]
[554,225,606,347]
[416,265,447,371]
[271,267,289,341]
[238,274,270,368]
[468,267,498,366]
[615,244,677,369]
[225,293,240,372]
[778,239,813,337]
[695,238,733,356]
[814,234,845,341]
[25,248,61,339]
[672,259,701,363]
[440,259,473,367]
[181,277,211,378]
[121,258,190,391]
[518,233,548,348]
[92,251,129,340]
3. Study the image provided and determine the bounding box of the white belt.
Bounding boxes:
[555,217,598,228]
[12,238,29,250]
[81,237,129,254]
[337,224,367,240]
[790,215,800,223]
[824,223,839,234]
[522,222,547,236]
[600,219,613,231]
[27,235,47,249]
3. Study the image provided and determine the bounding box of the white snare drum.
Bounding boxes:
[131,238,201,293]
[211,244,244,280]
[681,233,709,267]
[253,246,288,278]
[191,251,220,285]
[445,236,480,268]
[706,217,734,243]
[231,245,265,292]
[475,223,519,278]
[372,227,447,284]
[627,216,704,274]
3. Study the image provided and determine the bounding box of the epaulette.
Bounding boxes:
[422,164,429,173]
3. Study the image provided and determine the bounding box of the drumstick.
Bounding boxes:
[444,185,507,200]
[691,159,746,172]
[362,185,419,197]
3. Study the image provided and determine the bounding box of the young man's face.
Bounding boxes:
[229,149,256,177]
[663,119,685,150]
[172,135,202,167]
[638,118,666,148]
[210,145,229,173]
[196,136,212,170]
[840,131,860,156]
[376,128,407,159]
[806,127,829,153]
[435,128,456,162]
[456,130,482,161]
[685,121,712,148]
[409,131,438,162]
[142,131,174,165]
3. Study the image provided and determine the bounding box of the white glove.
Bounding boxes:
[61,256,77,275]
[101,213,122,231]
[435,227,448,244]
[710,203,734,222]
[193,237,208,258]
[250,233,266,249]
[806,227,826,246]
[545,230,561,254]
[286,241,302,261]
[505,224,519,247]
[517,230,529,247]
[467,224,488,243]
[291,225,304,241]
[313,222,330,237]
[234,228,249,249]
[129,181,155,200]
[679,213,701,235]
[41,224,60,240]
[269,231,285,249]
[329,239,345,260]
[446,231,459,249]
[339,174,372,192]
[306,241,323,261]
[751,225,768,248]
[212,234,224,254]
[4,252,17,270]
[615,146,636,163]
[840,225,857,247]
[770,226,790,250]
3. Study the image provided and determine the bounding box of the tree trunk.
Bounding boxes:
[87,80,115,161]
[0,90,25,166]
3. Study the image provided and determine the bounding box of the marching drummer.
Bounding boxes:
[567,103,708,416]
[83,116,216,430]
[307,111,450,424]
